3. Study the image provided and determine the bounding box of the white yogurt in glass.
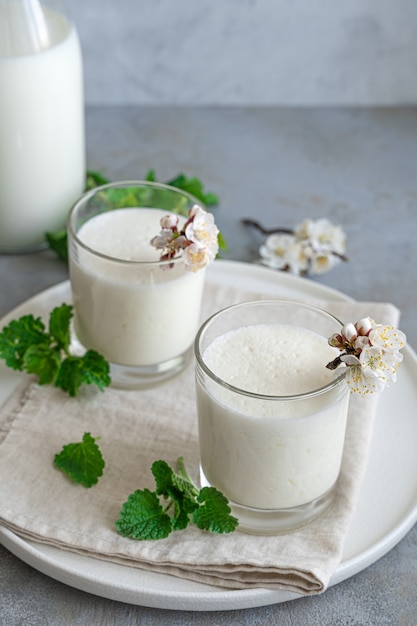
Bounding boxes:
[195,300,350,532]
[70,207,205,368]
[198,323,348,510]
[0,3,85,251]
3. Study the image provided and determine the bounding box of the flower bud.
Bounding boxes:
[160,214,179,230]
[341,322,357,343]
[355,317,373,336]
[354,335,370,353]
[188,205,204,219]
[328,333,344,348]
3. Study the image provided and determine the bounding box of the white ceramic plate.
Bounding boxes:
[1,260,417,611]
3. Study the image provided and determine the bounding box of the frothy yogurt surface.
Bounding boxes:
[197,323,349,510]
[69,208,205,366]
[203,324,338,396]
[76,208,166,261]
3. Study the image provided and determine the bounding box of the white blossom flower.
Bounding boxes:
[150,230,175,249]
[344,363,387,396]
[255,217,347,277]
[360,345,396,382]
[327,317,406,396]
[259,234,294,270]
[368,325,406,352]
[259,234,309,274]
[183,243,212,272]
[150,205,219,271]
[185,207,219,256]
[309,252,338,275]
[295,218,346,255]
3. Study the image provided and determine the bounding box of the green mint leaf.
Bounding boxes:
[46,169,220,259]
[193,487,239,534]
[151,460,198,530]
[116,458,238,541]
[23,344,61,385]
[145,168,157,182]
[49,303,73,352]
[45,229,68,262]
[54,356,85,397]
[152,460,199,500]
[54,432,105,487]
[85,169,110,190]
[165,173,219,207]
[217,231,228,252]
[116,488,172,540]
[0,314,49,370]
[55,350,110,397]
[151,459,175,495]
[0,304,111,397]
[168,488,194,531]
[77,349,111,390]
[203,191,220,206]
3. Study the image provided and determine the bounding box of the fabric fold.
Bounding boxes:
[0,280,400,594]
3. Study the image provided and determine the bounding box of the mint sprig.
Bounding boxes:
[54,432,105,487]
[146,169,219,207]
[0,303,111,396]
[46,169,222,261]
[116,457,238,540]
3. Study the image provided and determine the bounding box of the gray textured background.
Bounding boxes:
[68,0,417,106]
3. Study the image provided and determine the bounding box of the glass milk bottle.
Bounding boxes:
[0,0,85,252]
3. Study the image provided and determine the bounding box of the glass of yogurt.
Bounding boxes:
[195,300,350,534]
[67,181,211,389]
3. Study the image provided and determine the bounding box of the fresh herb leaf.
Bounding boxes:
[194,487,240,534]
[23,343,61,385]
[217,230,228,252]
[145,168,219,207]
[163,172,219,207]
[145,168,157,182]
[152,459,199,531]
[54,432,105,487]
[0,314,49,370]
[46,169,220,260]
[55,350,111,397]
[116,457,238,540]
[49,302,73,351]
[45,229,68,262]
[152,459,199,500]
[85,169,110,190]
[116,489,172,540]
[0,304,111,396]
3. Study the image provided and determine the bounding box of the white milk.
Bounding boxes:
[197,324,349,510]
[0,3,85,251]
[70,208,206,366]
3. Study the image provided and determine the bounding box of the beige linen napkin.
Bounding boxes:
[0,280,400,594]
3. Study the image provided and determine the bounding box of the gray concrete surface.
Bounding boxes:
[1,106,417,624]
[70,0,417,106]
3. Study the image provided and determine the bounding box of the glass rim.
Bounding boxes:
[67,179,204,266]
[194,299,347,401]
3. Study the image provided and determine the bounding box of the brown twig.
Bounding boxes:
[241,219,293,236]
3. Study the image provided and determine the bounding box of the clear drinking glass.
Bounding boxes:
[195,299,350,534]
[68,181,207,389]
